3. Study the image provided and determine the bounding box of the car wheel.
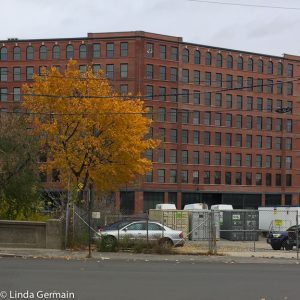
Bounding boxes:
[271,243,282,250]
[104,235,117,248]
[283,240,293,251]
[159,238,173,248]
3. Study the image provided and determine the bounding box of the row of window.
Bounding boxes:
[145,169,292,187]
[0,42,129,61]
[146,149,292,169]
[145,66,293,95]
[145,43,294,76]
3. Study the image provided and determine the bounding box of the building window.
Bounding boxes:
[204,171,210,184]
[170,108,177,123]
[266,155,272,168]
[216,73,222,87]
[106,64,114,80]
[266,136,272,149]
[277,62,283,75]
[193,151,199,164]
[52,169,60,182]
[286,174,292,187]
[275,174,281,186]
[181,150,188,164]
[275,156,281,169]
[193,111,200,125]
[266,99,273,112]
[66,44,74,59]
[276,98,282,109]
[158,169,165,183]
[246,135,252,148]
[256,173,262,186]
[204,151,210,165]
[236,172,242,185]
[237,76,243,89]
[13,87,21,102]
[26,46,34,60]
[266,173,272,186]
[267,61,273,74]
[225,153,231,166]
[248,58,253,71]
[13,47,21,60]
[170,88,177,102]
[79,44,87,59]
[170,170,177,183]
[246,96,253,110]
[26,67,34,80]
[215,152,221,165]
[246,172,252,185]
[225,172,231,185]
[215,93,222,107]
[258,59,263,73]
[205,72,211,86]
[120,42,128,57]
[194,50,200,64]
[181,170,188,183]
[287,64,293,77]
[256,136,262,148]
[204,92,211,106]
[170,150,177,163]
[192,171,199,184]
[120,63,128,79]
[226,75,233,89]
[170,67,178,82]
[182,111,189,124]
[106,43,114,58]
[158,128,166,142]
[275,118,282,131]
[0,47,7,60]
[145,171,153,183]
[158,149,165,163]
[275,137,282,150]
[277,81,283,95]
[171,47,178,60]
[215,113,221,126]
[93,43,100,58]
[247,77,253,91]
[0,68,7,81]
[226,94,232,108]
[146,64,153,79]
[256,98,263,111]
[225,133,232,147]
[286,156,292,169]
[215,132,221,146]
[193,131,200,145]
[225,114,232,127]
[235,153,242,167]
[237,56,243,70]
[256,116,262,130]
[158,66,166,81]
[51,45,60,59]
[204,131,211,145]
[204,112,210,125]
[145,149,153,162]
[182,48,189,63]
[0,88,8,102]
[216,53,222,67]
[182,89,189,103]
[287,82,293,95]
[236,115,242,128]
[146,85,153,100]
[170,129,177,143]
[182,129,188,143]
[256,154,262,167]
[182,69,189,83]
[227,55,233,68]
[257,78,263,93]
[205,52,211,65]
[194,70,200,84]
[266,117,272,130]
[39,45,47,60]
[286,138,292,150]
[215,171,221,184]
[267,79,273,93]
[13,67,21,81]
[236,134,242,147]
[158,107,166,122]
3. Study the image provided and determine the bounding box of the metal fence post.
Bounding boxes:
[297,213,299,260]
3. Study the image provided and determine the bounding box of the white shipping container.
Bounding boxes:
[258,207,300,232]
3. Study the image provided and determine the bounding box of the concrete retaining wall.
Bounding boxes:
[0,219,64,249]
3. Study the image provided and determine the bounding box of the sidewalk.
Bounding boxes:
[1,239,300,264]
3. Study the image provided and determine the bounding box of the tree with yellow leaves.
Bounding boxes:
[22,60,158,197]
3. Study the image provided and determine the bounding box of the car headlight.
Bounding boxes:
[273,234,282,238]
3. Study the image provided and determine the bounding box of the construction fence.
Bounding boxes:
[72,206,300,258]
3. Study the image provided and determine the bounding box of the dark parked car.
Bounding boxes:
[267,225,300,250]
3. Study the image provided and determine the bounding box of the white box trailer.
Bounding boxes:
[258,207,300,232]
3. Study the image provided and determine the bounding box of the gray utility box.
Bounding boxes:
[189,210,220,241]
[220,210,259,241]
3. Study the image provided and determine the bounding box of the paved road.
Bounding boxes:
[0,257,299,300]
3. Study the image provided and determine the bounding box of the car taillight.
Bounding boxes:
[179,232,184,239]
[97,227,103,232]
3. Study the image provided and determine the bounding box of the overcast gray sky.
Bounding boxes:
[1,0,300,56]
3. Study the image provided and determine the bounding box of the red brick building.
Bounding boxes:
[0,31,299,213]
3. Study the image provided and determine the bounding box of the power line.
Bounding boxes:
[188,0,300,10]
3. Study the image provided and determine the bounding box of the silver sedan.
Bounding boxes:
[95,220,185,247]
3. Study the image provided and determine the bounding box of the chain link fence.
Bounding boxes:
[71,206,300,259]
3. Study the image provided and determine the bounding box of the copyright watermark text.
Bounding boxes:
[0,290,75,299]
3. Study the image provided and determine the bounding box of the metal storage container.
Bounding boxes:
[148,209,189,238]
[220,210,259,241]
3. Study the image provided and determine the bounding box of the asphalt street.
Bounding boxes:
[1,257,300,300]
